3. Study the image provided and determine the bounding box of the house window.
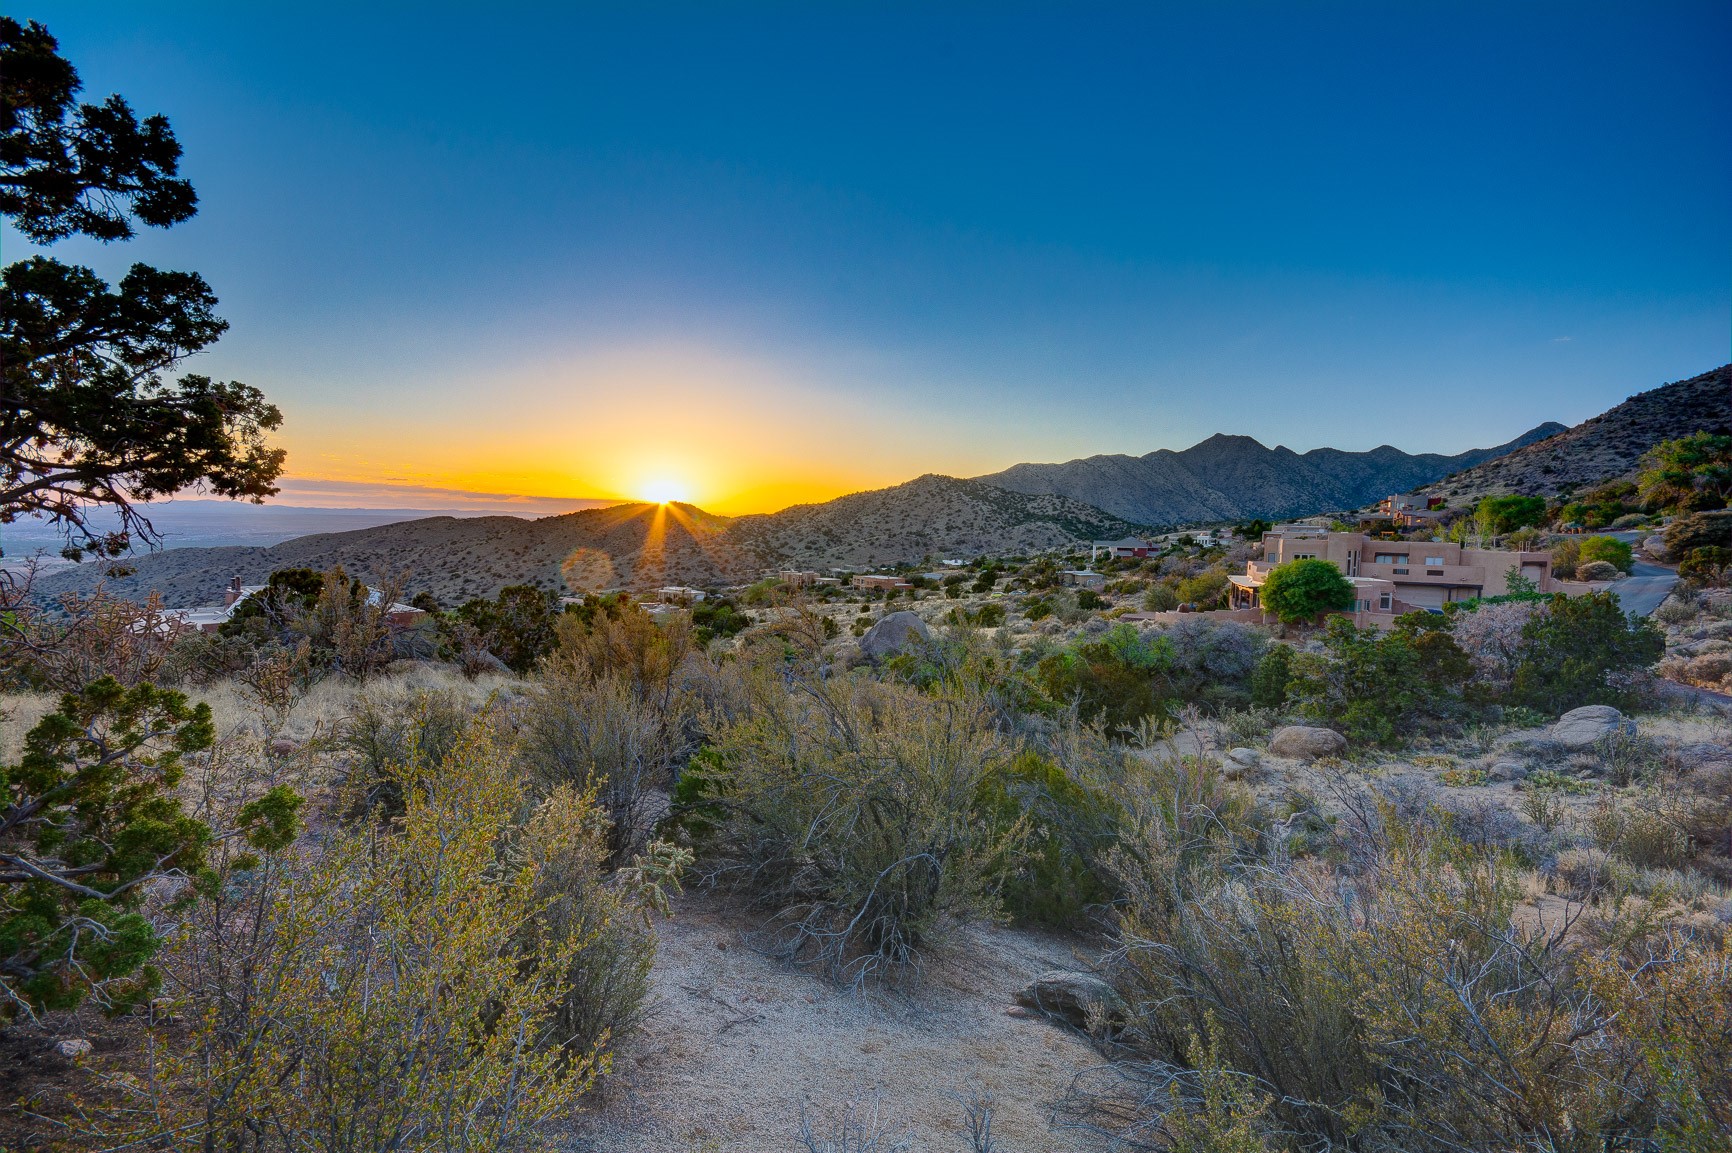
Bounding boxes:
[1292,552,1316,561]
[1425,556,1445,567]
[1379,592,1392,610]
[1373,553,1406,564]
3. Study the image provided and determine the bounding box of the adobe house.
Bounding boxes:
[852,574,914,591]
[1230,525,1552,622]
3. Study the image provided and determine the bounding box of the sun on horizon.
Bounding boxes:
[640,477,691,505]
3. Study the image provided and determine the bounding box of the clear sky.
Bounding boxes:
[8,2,1730,514]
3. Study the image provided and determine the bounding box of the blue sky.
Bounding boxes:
[8,2,1729,511]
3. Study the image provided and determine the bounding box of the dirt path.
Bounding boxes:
[565,894,1112,1152]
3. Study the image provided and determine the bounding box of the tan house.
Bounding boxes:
[853,574,913,591]
[1230,526,1552,623]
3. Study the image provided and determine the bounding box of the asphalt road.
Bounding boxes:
[1613,557,1679,617]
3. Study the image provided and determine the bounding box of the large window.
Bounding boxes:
[1425,555,1445,566]
[1373,553,1406,564]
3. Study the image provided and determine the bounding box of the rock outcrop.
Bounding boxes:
[859,611,932,662]
[1269,726,1348,760]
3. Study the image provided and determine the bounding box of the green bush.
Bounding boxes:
[1578,535,1634,573]
[1038,623,1175,729]
[1508,592,1664,714]
[1285,616,1471,745]
[1,678,298,1018]
[1176,570,1230,608]
[1249,643,1293,709]
[976,750,1119,927]
[1259,558,1354,624]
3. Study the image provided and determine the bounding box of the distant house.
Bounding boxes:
[1231,527,1552,621]
[853,574,914,591]
[163,574,428,634]
[1060,569,1106,591]
[656,585,707,603]
[1091,536,1155,560]
[1366,493,1449,529]
[776,570,821,586]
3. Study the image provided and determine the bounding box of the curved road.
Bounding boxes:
[1613,557,1679,617]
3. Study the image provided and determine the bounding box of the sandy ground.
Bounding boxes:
[565,895,1112,1153]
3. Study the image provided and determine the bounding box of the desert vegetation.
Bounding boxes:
[6,541,1729,1150]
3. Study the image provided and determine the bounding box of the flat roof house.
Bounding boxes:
[1230,527,1552,622]
[853,574,913,591]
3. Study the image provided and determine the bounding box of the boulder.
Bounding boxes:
[1643,535,1670,561]
[268,737,299,757]
[1487,761,1530,782]
[1269,726,1348,760]
[1550,705,1634,750]
[858,610,931,662]
[1675,742,1732,769]
[54,1038,93,1060]
[1223,747,1261,781]
[1014,970,1123,1030]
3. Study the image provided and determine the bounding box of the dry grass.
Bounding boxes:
[1,662,520,759]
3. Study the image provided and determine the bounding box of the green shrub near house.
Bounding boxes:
[1259,558,1355,624]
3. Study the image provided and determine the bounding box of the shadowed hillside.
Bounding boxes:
[1418,364,1732,503]
[977,424,1566,525]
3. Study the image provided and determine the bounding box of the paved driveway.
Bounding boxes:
[1614,557,1679,617]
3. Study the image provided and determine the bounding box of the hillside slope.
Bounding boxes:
[30,502,742,608]
[31,476,1151,606]
[1418,364,1732,503]
[728,473,1150,569]
[977,424,1565,525]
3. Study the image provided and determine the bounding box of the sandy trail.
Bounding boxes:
[566,893,1112,1152]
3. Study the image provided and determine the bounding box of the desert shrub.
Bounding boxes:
[1508,592,1664,713]
[1577,559,1622,582]
[1038,623,1176,729]
[1144,582,1180,612]
[1551,536,1581,578]
[1113,811,1634,1151]
[3,588,182,691]
[1680,546,1732,588]
[1576,932,1732,1146]
[554,594,693,703]
[114,714,607,1150]
[704,675,1023,983]
[451,583,562,672]
[1476,494,1548,535]
[1579,535,1634,573]
[1637,431,1732,513]
[976,748,1120,927]
[1665,511,1732,558]
[1076,587,1106,610]
[1284,615,1472,745]
[520,666,688,863]
[1248,644,1292,709]
[1446,599,1543,698]
[1159,618,1267,708]
[1175,570,1229,608]
[1,677,298,1020]
[691,597,750,643]
[1258,558,1354,624]
[516,784,683,1059]
[339,685,474,816]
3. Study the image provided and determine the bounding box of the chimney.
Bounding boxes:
[224,575,243,607]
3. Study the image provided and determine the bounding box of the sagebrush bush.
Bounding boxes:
[339,685,474,816]
[520,665,689,863]
[706,671,1023,983]
[115,713,608,1151]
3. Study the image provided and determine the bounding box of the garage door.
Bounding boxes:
[1399,584,1447,609]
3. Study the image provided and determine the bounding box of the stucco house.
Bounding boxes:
[1230,526,1552,623]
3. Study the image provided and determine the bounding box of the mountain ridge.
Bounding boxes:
[977,423,1567,525]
